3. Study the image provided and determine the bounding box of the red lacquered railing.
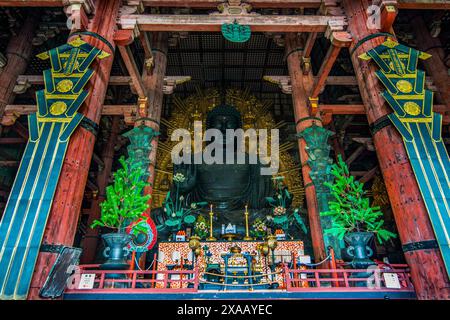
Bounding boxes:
[66,264,200,293]
[283,264,414,292]
[65,263,414,294]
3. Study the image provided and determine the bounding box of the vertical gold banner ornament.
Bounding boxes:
[360,39,450,277]
[0,36,110,299]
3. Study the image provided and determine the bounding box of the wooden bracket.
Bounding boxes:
[352,137,375,152]
[329,31,352,48]
[263,75,292,94]
[63,0,94,31]
[308,97,319,116]
[374,0,398,32]
[114,27,139,46]
[123,1,145,14]
[119,4,144,29]
[163,76,192,95]
[13,78,30,94]
[213,0,254,16]
[137,97,148,118]
[0,52,7,73]
[319,0,345,16]
[0,112,20,126]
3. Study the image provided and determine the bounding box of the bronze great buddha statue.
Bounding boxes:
[153,104,274,235]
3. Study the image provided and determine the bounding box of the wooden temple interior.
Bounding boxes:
[0,0,449,300]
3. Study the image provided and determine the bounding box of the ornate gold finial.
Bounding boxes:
[160,174,171,192]
[191,105,203,122]
[243,104,256,130]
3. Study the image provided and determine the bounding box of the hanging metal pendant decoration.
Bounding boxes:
[360,38,450,278]
[0,35,111,299]
[221,20,251,43]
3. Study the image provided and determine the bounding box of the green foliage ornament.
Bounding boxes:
[162,173,208,231]
[251,218,268,239]
[194,215,209,239]
[221,20,251,43]
[265,176,307,234]
[321,155,397,244]
[91,156,150,234]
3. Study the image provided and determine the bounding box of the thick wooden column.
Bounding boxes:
[27,0,121,299]
[411,16,450,107]
[138,32,168,209]
[285,33,327,263]
[343,0,450,299]
[0,15,37,128]
[81,116,121,264]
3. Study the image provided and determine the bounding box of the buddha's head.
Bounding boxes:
[206,104,242,133]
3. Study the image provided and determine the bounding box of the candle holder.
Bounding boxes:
[243,205,253,241]
[207,204,217,241]
[266,234,278,283]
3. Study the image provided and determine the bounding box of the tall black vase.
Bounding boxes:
[101,233,132,270]
[344,232,376,269]
[345,232,376,287]
[100,233,132,288]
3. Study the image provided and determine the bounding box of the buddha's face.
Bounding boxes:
[210,115,239,133]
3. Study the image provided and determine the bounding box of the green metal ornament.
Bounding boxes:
[221,21,251,43]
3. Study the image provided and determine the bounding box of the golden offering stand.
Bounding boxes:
[243,205,253,241]
[222,233,238,241]
[206,204,217,241]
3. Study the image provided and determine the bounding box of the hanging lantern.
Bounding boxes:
[221,20,251,43]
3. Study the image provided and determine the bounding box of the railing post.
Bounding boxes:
[163,271,168,289]
[194,265,200,291]
[314,270,321,288]
[284,264,291,291]
[99,273,105,289]
[374,269,381,290]
[342,271,349,288]
[131,272,137,289]
[329,247,340,287]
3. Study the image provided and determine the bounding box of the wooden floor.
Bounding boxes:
[63,289,416,300]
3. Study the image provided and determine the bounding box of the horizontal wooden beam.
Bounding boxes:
[17,75,131,86]
[0,161,20,167]
[4,104,136,116]
[1,0,447,9]
[397,0,450,9]
[319,104,448,116]
[0,0,62,6]
[16,75,190,94]
[120,14,345,32]
[319,104,366,115]
[18,75,359,86]
[134,0,450,10]
[135,0,323,8]
[5,104,447,123]
[0,137,26,144]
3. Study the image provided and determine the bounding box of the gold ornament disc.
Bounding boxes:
[50,101,68,115]
[56,79,74,93]
[396,80,413,93]
[403,102,421,116]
